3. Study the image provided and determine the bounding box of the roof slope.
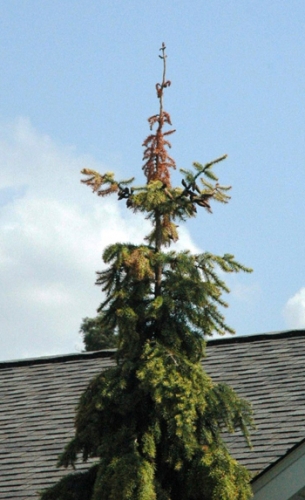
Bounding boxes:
[208,330,305,476]
[1,330,305,498]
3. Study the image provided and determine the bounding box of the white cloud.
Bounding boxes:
[0,118,199,361]
[283,288,305,329]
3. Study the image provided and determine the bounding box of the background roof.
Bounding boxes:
[1,330,305,498]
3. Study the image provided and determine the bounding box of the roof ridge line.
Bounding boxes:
[0,349,117,369]
[1,329,305,368]
[207,329,305,345]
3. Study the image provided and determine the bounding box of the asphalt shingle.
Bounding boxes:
[1,330,305,498]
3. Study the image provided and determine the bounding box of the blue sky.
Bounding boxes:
[1,1,305,360]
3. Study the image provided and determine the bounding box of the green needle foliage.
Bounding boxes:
[40,44,254,500]
[80,314,118,351]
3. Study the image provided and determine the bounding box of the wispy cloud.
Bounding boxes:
[283,288,305,329]
[230,282,261,304]
[0,118,146,359]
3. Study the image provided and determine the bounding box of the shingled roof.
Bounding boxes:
[1,330,305,499]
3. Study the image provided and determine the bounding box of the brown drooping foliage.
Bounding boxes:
[142,43,176,188]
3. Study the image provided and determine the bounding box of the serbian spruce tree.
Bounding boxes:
[41,44,254,500]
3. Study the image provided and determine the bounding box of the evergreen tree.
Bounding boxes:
[80,314,118,351]
[41,44,254,500]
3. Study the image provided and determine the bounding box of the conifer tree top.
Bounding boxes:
[80,43,234,245]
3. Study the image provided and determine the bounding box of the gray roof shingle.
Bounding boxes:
[1,330,305,498]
